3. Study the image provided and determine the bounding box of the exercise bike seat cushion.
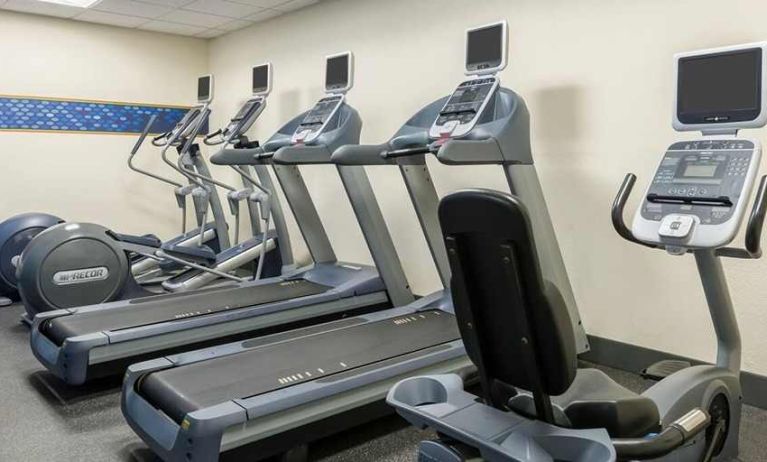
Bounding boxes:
[161,243,217,267]
[508,368,661,438]
[116,233,162,248]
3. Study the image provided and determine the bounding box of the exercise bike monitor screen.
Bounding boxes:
[252,63,271,95]
[197,75,213,103]
[677,48,762,125]
[325,52,352,93]
[465,21,507,74]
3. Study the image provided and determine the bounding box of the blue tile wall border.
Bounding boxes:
[0,95,208,135]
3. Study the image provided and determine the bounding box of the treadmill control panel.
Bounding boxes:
[633,138,761,248]
[291,94,344,144]
[429,77,498,139]
[222,98,264,140]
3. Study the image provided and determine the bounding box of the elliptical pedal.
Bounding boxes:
[641,359,692,381]
[0,296,12,307]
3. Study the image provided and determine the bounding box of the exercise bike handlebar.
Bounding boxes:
[612,408,710,460]
[128,114,184,189]
[613,173,767,258]
[735,174,766,258]
[612,173,658,249]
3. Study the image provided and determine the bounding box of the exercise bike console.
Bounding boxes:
[632,139,761,249]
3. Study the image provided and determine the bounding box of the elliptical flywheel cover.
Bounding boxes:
[16,222,130,317]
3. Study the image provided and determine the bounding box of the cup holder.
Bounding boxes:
[390,377,449,407]
[528,434,614,461]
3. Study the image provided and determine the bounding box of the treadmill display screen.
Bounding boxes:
[325,54,349,91]
[252,65,270,94]
[677,48,762,124]
[198,75,212,103]
[466,23,504,72]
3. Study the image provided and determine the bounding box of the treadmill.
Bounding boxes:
[121,23,589,462]
[30,53,414,385]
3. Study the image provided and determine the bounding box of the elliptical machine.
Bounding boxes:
[155,64,288,292]
[16,76,236,319]
[0,76,225,310]
[387,41,767,461]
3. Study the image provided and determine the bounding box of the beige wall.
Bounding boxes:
[0,10,209,238]
[3,0,767,376]
[207,0,767,375]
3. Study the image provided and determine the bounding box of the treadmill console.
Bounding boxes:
[291,94,344,144]
[222,97,265,140]
[633,140,761,248]
[430,77,499,139]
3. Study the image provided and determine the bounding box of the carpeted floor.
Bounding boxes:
[1,303,765,461]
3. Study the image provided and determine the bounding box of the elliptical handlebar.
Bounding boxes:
[163,108,237,193]
[203,129,224,146]
[128,114,184,189]
[131,114,158,155]
[613,173,767,258]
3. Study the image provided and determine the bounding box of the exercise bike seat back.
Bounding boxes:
[439,189,660,438]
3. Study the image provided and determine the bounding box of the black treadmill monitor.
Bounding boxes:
[677,48,762,124]
[198,75,212,103]
[325,54,350,92]
[252,64,270,95]
[466,23,504,73]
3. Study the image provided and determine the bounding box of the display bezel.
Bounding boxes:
[465,20,508,76]
[676,48,762,125]
[324,51,354,93]
[252,63,272,96]
[672,42,767,132]
[197,74,214,103]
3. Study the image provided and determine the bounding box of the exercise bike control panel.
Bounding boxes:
[291,94,344,144]
[634,138,761,248]
[430,77,499,139]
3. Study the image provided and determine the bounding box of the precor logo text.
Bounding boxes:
[53,267,109,286]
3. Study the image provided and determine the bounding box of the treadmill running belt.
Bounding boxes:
[139,310,460,424]
[42,279,330,345]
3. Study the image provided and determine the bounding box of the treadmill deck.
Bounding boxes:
[138,310,460,423]
[42,279,330,345]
